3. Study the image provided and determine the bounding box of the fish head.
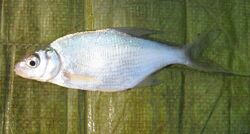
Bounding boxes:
[14,47,61,82]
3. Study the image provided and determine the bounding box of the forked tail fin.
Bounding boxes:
[183,29,249,77]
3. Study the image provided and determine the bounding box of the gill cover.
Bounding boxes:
[38,47,61,81]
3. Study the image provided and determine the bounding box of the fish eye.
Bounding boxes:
[26,54,40,68]
[29,60,36,66]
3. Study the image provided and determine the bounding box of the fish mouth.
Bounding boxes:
[14,64,19,74]
[14,63,22,75]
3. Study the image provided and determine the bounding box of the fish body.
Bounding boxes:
[50,29,188,91]
[14,28,219,91]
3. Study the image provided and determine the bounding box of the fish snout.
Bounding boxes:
[14,63,21,74]
[14,62,26,77]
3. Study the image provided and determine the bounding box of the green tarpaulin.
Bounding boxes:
[0,0,249,133]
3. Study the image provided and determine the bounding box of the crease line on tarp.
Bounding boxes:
[2,44,16,134]
[77,91,85,134]
[110,96,129,134]
[83,0,95,133]
[178,0,188,133]
[0,0,5,40]
[199,77,226,134]
[1,0,17,133]
[178,72,185,134]
[0,0,5,132]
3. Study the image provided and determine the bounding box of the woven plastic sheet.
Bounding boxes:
[0,0,250,133]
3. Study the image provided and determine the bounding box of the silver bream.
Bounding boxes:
[15,28,220,91]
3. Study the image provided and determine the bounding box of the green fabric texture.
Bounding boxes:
[0,0,250,133]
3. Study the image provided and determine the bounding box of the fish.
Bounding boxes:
[14,28,223,92]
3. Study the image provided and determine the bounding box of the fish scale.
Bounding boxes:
[47,29,187,91]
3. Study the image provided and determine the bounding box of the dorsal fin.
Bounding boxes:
[110,27,160,37]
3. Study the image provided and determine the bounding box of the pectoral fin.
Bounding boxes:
[63,72,97,82]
